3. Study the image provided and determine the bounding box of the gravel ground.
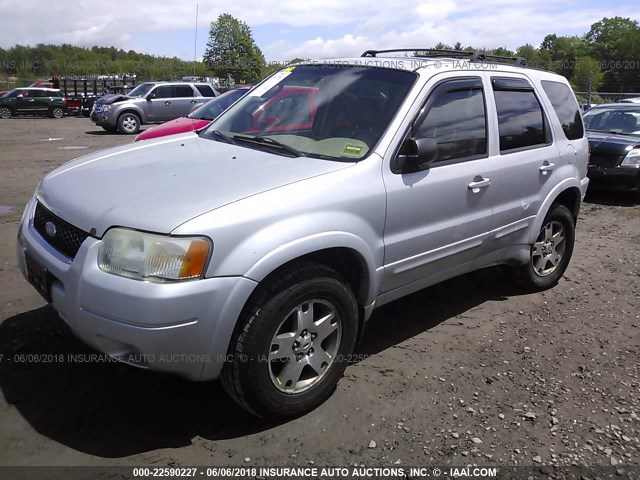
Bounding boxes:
[0,117,638,473]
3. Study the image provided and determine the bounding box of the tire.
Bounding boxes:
[0,106,12,119]
[221,261,359,418]
[117,112,141,134]
[101,125,118,133]
[511,204,575,291]
[49,107,64,119]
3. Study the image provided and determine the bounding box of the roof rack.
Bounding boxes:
[360,49,527,67]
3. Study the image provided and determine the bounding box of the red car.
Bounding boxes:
[135,85,320,141]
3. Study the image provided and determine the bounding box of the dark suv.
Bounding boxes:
[0,88,67,119]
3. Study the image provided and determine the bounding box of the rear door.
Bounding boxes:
[172,85,201,117]
[481,74,559,251]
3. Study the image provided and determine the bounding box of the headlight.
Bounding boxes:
[621,147,640,168]
[102,105,112,112]
[98,228,211,282]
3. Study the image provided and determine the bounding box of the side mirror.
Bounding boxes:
[147,92,155,100]
[393,137,438,173]
[16,93,23,98]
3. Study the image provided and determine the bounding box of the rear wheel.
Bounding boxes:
[510,204,575,291]
[117,112,141,134]
[49,107,64,119]
[0,106,11,119]
[221,261,359,418]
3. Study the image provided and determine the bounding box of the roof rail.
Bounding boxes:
[360,49,527,67]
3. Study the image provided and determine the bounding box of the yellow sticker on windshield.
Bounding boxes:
[343,144,364,155]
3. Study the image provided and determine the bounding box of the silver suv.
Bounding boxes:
[90,81,218,134]
[18,49,589,418]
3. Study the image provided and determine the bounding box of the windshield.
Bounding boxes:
[126,83,154,98]
[583,107,640,135]
[189,88,249,120]
[202,65,417,160]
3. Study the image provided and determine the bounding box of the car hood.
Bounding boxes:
[587,131,640,155]
[37,133,352,236]
[136,117,210,141]
[97,94,137,105]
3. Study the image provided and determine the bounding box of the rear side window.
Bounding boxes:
[493,78,549,152]
[541,80,584,140]
[174,85,195,97]
[195,85,216,97]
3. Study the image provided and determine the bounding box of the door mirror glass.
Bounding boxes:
[393,137,438,173]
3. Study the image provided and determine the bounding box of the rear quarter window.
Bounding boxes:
[195,85,216,97]
[541,80,584,140]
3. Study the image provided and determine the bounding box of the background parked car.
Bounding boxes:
[583,103,640,199]
[0,88,66,119]
[135,86,250,141]
[91,81,219,134]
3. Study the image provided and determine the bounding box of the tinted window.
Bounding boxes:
[541,80,583,140]
[195,85,216,97]
[152,86,174,99]
[414,87,487,162]
[174,85,195,98]
[191,89,246,120]
[494,89,547,151]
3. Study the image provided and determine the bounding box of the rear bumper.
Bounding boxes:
[587,165,640,191]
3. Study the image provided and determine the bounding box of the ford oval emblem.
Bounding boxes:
[45,221,57,238]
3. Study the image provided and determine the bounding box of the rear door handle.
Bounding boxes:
[539,162,555,173]
[190,100,198,104]
[468,176,491,192]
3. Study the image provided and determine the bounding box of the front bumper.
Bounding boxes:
[587,165,640,191]
[90,109,117,128]
[17,197,257,381]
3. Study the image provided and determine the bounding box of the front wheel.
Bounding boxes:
[0,106,12,119]
[511,204,575,291]
[221,262,359,418]
[117,112,141,134]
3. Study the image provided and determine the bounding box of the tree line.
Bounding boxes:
[2,16,639,92]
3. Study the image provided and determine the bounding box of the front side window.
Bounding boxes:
[493,78,548,152]
[152,86,174,99]
[413,82,487,163]
[203,65,417,160]
[541,80,584,140]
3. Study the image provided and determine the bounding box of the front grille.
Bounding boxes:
[589,154,622,168]
[33,202,89,259]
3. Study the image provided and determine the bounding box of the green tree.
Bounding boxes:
[585,17,640,92]
[203,13,265,84]
[571,56,604,92]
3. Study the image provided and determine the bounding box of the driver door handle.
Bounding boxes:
[468,176,491,192]
[164,101,172,106]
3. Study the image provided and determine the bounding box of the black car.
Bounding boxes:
[0,88,67,119]
[583,104,640,199]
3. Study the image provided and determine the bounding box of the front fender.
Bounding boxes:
[243,230,380,306]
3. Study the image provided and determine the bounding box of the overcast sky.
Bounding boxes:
[1,0,639,61]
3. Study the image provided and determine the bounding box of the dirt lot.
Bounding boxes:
[0,117,638,472]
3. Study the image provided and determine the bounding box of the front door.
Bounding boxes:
[381,76,496,294]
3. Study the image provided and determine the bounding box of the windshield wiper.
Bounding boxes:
[233,134,306,157]
[209,130,236,144]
